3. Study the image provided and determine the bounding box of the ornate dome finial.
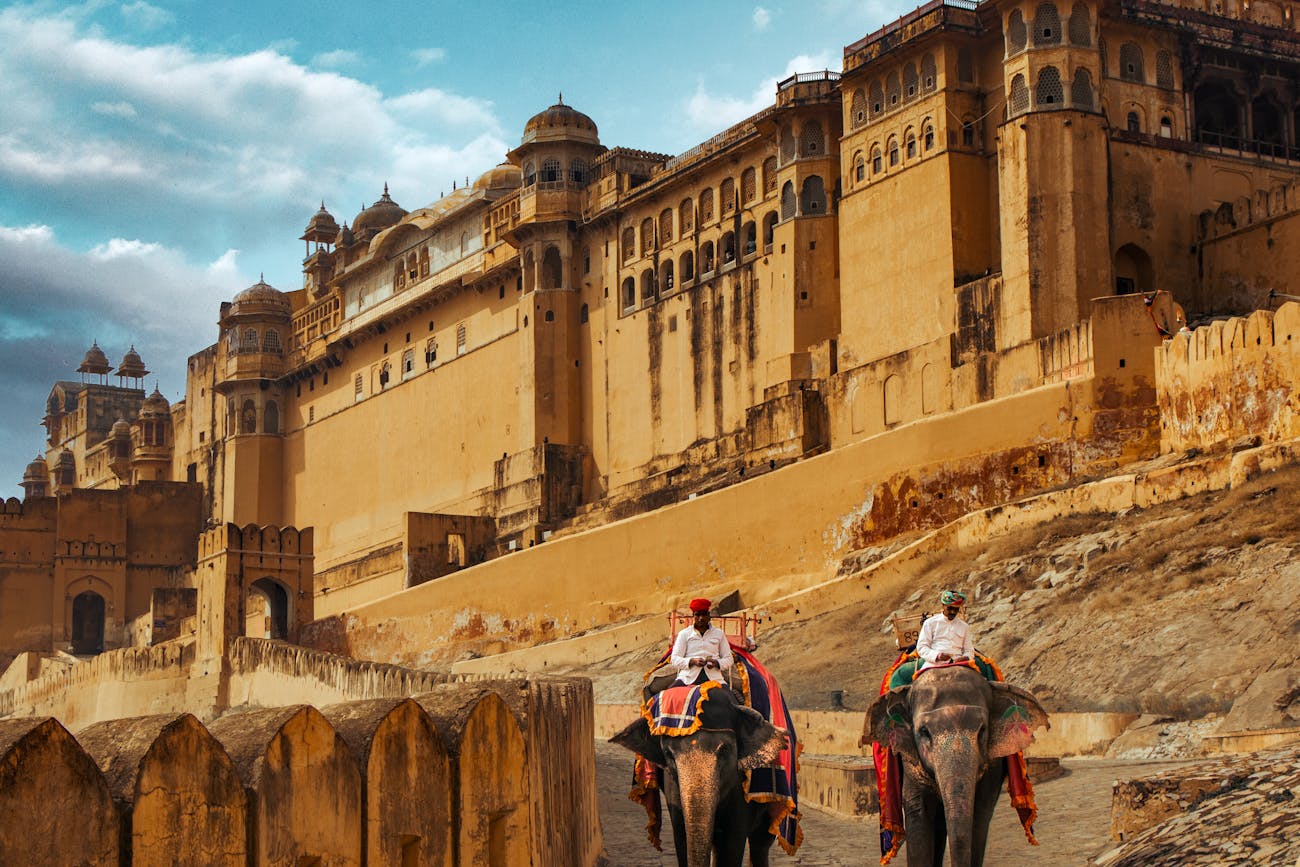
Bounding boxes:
[558,91,563,105]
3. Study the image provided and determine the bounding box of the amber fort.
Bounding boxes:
[2,0,1300,862]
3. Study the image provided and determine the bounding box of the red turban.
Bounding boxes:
[688,598,711,613]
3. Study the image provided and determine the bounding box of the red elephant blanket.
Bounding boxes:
[873,651,1039,865]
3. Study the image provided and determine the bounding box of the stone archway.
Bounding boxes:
[248,578,291,640]
[1114,244,1153,295]
[71,590,105,654]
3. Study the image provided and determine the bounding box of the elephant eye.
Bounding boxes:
[918,726,931,741]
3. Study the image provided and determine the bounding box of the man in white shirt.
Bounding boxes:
[916,589,974,670]
[670,597,734,687]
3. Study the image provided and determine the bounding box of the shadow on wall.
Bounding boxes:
[0,677,601,867]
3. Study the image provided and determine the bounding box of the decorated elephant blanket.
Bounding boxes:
[872,651,1038,865]
[630,643,803,855]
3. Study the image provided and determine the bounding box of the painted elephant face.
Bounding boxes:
[612,703,786,774]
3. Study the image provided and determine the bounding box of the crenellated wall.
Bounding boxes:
[1156,301,1300,452]
[1197,181,1300,313]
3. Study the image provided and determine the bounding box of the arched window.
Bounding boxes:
[801,121,825,155]
[541,158,561,182]
[1008,10,1027,53]
[886,72,901,108]
[853,152,866,183]
[1037,67,1064,108]
[659,208,674,244]
[425,339,437,367]
[580,303,589,323]
[1159,116,1174,138]
[699,188,715,223]
[1119,43,1144,82]
[962,120,976,147]
[419,245,430,276]
[661,259,675,291]
[241,400,256,434]
[905,129,917,158]
[1033,3,1061,45]
[1068,4,1091,45]
[71,590,105,654]
[393,260,406,291]
[354,372,364,400]
[542,246,563,289]
[679,197,695,232]
[871,145,883,173]
[958,47,974,83]
[741,167,757,203]
[621,227,635,263]
[888,137,900,166]
[762,157,777,194]
[903,63,919,102]
[1071,68,1094,110]
[1127,110,1141,133]
[701,241,715,274]
[455,324,467,355]
[780,125,796,162]
[264,401,279,433]
[570,158,588,184]
[721,231,736,264]
[851,88,867,127]
[523,160,536,186]
[680,250,695,282]
[800,176,827,213]
[869,80,885,116]
[249,578,290,640]
[242,328,258,352]
[742,221,757,255]
[780,181,796,220]
[641,217,655,255]
[883,374,902,426]
[622,277,636,311]
[1156,51,1174,89]
[1010,74,1029,116]
[921,54,937,92]
[762,211,778,249]
[923,123,935,150]
[720,177,736,214]
[262,329,281,353]
[1114,243,1153,295]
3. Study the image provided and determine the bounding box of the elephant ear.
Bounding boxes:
[865,686,917,761]
[988,682,1050,758]
[735,705,786,772]
[610,716,668,767]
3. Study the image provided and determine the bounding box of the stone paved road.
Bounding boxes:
[595,739,1191,866]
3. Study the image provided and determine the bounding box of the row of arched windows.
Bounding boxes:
[620,158,779,263]
[1100,40,1177,89]
[619,213,781,312]
[233,327,283,354]
[779,120,828,163]
[1008,67,1095,116]
[1007,4,1092,53]
[849,52,945,129]
[851,121,938,184]
[392,246,432,292]
[236,399,279,435]
[522,158,588,187]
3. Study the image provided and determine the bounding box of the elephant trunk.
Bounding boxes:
[931,732,983,867]
[673,744,727,867]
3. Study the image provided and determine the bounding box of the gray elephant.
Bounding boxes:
[864,665,1049,867]
[611,688,788,867]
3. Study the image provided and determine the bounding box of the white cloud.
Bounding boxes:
[411,47,446,67]
[685,52,836,131]
[385,88,500,131]
[753,7,771,30]
[90,100,137,118]
[0,224,55,244]
[312,49,361,69]
[119,1,173,30]
[89,237,164,260]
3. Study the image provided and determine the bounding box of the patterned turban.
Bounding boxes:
[689,598,712,613]
[940,590,967,606]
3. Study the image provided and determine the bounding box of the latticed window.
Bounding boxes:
[621,226,635,262]
[456,323,467,355]
[958,48,974,83]
[262,329,281,352]
[1120,43,1144,82]
[854,154,866,183]
[1071,68,1094,109]
[1008,10,1027,53]
[1033,3,1061,45]
[1010,74,1029,116]
[887,72,901,107]
[354,373,363,401]
[660,208,674,243]
[570,159,588,184]
[523,160,536,185]
[699,188,714,223]
[801,121,824,155]
[921,54,937,92]
[242,328,258,351]
[871,146,883,173]
[906,132,917,158]
[680,198,694,232]
[741,167,756,203]
[780,126,796,162]
[780,181,796,220]
[888,137,900,166]
[720,178,736,214]
[1037,67,1064,107]
[541,158,561,182]
[903,64,919,102]
[641,217,655,255]
[762,158,777,194]
[870,81,885,116]
[851,89,867,127]
[1068,4,1091,45]
[1156,51,1174,89]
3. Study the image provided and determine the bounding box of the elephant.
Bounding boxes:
[863,664,1049,867]
[611,687,788,867]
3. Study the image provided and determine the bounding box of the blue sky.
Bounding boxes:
[0,0,914,496]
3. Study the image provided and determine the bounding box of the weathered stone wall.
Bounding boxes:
[0,678,602,866]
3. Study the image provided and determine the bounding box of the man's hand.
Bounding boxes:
[937,652,953,663]
[704,658,719,670]
[692,656,707,667]
[954,656,970,664]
